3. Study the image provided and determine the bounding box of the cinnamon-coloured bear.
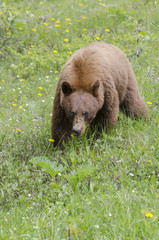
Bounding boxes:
[51,42,148,147]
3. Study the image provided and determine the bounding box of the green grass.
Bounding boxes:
[0,0,159,239]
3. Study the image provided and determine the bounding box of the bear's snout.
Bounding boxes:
[72,116,87,137]
[72,125,81,137]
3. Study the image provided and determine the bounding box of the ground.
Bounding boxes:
[0,0,159,239]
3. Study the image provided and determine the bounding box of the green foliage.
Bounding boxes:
[0,0,159,239]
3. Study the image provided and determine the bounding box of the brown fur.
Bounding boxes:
[51,42,148,147]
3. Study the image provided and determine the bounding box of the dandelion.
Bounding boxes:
[30,45,34,48]
[83,28,86,31]
[82,16,86,19]
[79,3,83,6]
[145,212,153,218]
[147,160,151,163]
[55,25,60,27]
[65,29,69,33]
[16,128,21,132]
[49,138,55,142]
[56,20,60,23]
[142,210,154,218]
[96,36,100,40]
[19,106,23,109]
[40,1,43,4]
[53,50,58,53]
[147,101,152,105]
[51,18,55,21]
[19,27,23,30]
[40,25,43,28]
[14,99,17,101]
[13,104,16,107]
[0,12,3,15]
[69,22,72,25]
[20,78,25,81]
[55,70,59,73]
[38,93,42,96]
[105,28,110,32]
[0,51,3,54]
[66,18,71,21]
[39,86,42,89]
[56,78,58,80]
[71,134,75,138]
[64,38,69,42]
[32,28,36,32]
[102,3,106,6]
[44,22,48,26]
[2,80,5,82]
[68,51,72,55]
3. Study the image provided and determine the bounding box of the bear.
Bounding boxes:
[51,42,148,147]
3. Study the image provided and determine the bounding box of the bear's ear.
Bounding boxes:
[91,80,100,97]
[62,82,73,95]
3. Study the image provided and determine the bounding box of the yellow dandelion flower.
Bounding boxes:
[51,18,55,21]
[30,45,34,48]
[82,16,86,19]
[64,38,69,42]
[71,134,75,138]
[40,1,43,4]
[20,78,25,81]
[53,50,57,53]
[19,27,23,30]
[147,101,152,105]
[69,22,72,25]
[55,24,60,27]
[96,36,100,40]
[13,104,16,107]
[40,25,43,28]
[19,106,23,109]
[102,3,106,6]
[79,3,83,6]
[56,20,60,23]
[66,18,71,21]
[38,93,42,96]
[0,51,3,54]
[14,99,17,101]
[44,22,48,26]
[2,80,5,82]
[32,28,36,32]
[83,28,86,31]
[0,12,3,15]
[77,19,81,22]
[147,160,151,163]
[145,212,153,218]
[49,138,55,142]
[68,51,72,55]
[55,71,59,73]
[65,29,69,33]
[105,28,110,32]
[16,128,21,132]
[56,78,59,80]
[39,86,42,89]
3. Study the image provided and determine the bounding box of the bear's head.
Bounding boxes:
[60,80,104,137]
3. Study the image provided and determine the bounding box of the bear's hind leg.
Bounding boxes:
[120,87,149,119]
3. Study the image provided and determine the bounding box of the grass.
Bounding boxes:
[0,0,159,239]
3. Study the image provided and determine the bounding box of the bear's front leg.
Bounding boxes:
[92,88,119,133]
[51,91,72,147]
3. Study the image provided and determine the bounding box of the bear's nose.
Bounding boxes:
[72,126,81,137]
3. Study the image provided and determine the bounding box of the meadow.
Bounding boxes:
[0,0,159,239]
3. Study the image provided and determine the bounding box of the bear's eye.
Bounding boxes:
[83,112,89,119]
[70,111,75,118]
